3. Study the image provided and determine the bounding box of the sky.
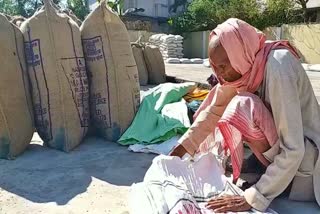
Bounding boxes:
[60,0,98,9]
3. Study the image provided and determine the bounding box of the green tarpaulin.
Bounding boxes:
[118,83,195,145]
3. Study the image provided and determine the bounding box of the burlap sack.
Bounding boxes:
[61,9,82,27]
[144,45,166,84]
[11,15,26,27]
[131,44,148,85]
[0,14,34,159]
[20,0,89,152]
[80,0,140,142]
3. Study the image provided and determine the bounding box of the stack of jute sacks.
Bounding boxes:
[149,34,184,60]
[0,0,140,159]
[131,38,166,86]
[148,34,165,48]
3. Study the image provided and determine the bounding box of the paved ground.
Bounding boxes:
[0,64,319,214]
[0,134,155,214]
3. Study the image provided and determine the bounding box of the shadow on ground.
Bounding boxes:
[0,135,156,205]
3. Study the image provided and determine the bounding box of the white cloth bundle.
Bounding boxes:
[129,153,277,214]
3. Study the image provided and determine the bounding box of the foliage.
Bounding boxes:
[66,0,89,20]
[169,0,306,33]
[295,0,309,21]
[261,0,303,28]
[169,0,189,14]
[0,0,63,18]
[170,0,263,33]
[295,0,314,22]
[0,0,89,22]
[0,0,46,17]
[0,0,17,16]
[107,0,124,15]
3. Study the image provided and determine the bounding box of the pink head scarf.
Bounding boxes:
[210,18,299,93]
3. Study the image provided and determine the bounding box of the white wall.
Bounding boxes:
[124,0,175,18]
[87,0,189,18]
[307,0,320,9]
[124,0,154,17]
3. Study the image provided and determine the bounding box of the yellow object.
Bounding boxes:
[183,88,209,102]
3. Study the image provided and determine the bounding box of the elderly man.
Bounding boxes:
[170,18,320,212]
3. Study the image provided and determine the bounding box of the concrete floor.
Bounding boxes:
[1,135,319,214]
[1,65,320,213]
[0,134,156,214]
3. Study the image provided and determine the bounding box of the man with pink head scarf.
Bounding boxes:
[170,18,320,212]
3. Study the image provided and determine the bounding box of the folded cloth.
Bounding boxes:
[183,88,210,102]
[128,135,181,155]
[118,83,195,145]
[187,100,203,113]
[187,100,203,123]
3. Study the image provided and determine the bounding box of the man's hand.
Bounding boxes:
[169,144,187,158]
[206,195,251,213]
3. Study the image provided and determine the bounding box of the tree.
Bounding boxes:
[0,0,18,16]
[66,0,89,20]
[295,0,311,22]
[170,0,264,33]
[262,0,303,27]
[169,0,306,33]
[19,0,43,17]
[106,0,124,15]
[169,0,189,14]
[0,0,62,18]
[0,0,42,17]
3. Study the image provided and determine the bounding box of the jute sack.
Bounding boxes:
[20,0,90,152]
[80,0,140,142]
[0,14,34,159]
[144,45,166,84]
[131,44,148,86]
[61,9,82,27]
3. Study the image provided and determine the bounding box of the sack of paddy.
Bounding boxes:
[20,0,90,152]
[143,45,166,84]
[0,14,34,159]
[191,58,204,64]
[180,58,192,64]
[131,43,148,86]
[80,0,140,142]
[166,58,180,64]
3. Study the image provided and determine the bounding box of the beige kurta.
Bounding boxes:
[179,49,320,211]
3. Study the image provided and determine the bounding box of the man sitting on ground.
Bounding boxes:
[170,18,320,213]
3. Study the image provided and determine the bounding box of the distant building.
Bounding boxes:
[86,0,191,32]
[307,0,320,21]
[87,0,191,18]
[307,0,320,9]
[124,0,173,18]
